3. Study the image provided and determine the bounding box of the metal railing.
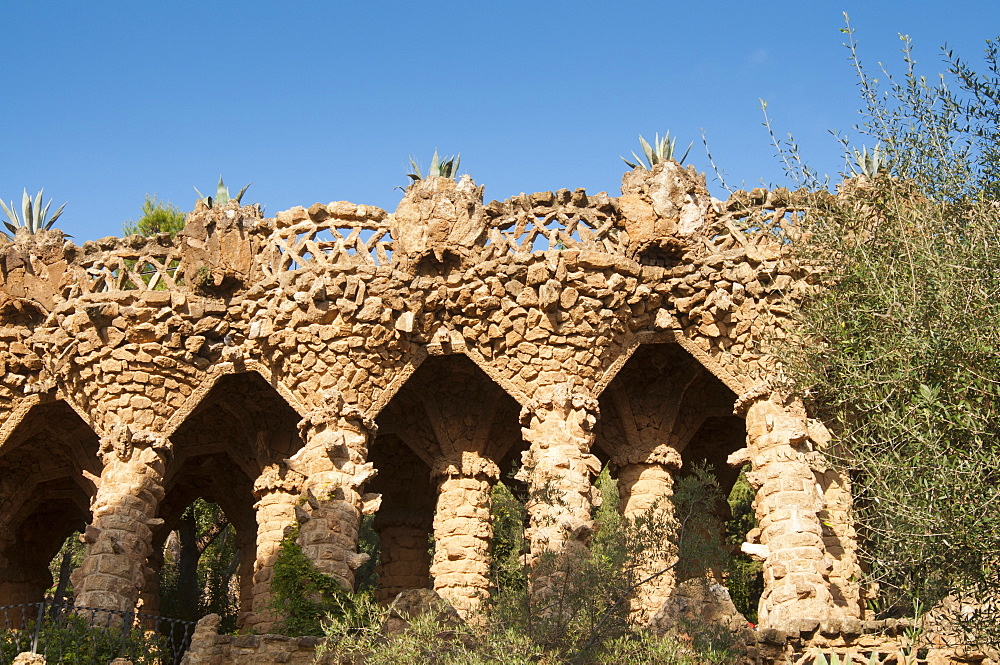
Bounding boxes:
[0,600,196,665]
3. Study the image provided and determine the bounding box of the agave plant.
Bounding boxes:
[194,176,251,208]
[850,144,886,179]
[621,131,692,170]
[0,188,67,240]
[406,149,461,181]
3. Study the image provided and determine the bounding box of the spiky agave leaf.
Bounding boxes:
[22,189,33,231]
[194,177,251,207]
[44,201,67,229]
[0,198,20,226]
[435,153,460,178]
[429,149,441,177]
[407,151,462,181]
[851,144,884,178]
[638,135,655,168]
[215,176,230,205]
[0,189,68,239]
[407,156,423,181]
[193,186,212,208]
[622,131,693,170]
[677,140,693,165]
[232,182,252,204]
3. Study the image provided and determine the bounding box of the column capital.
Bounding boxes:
[252,462,306,499]
[297,389,377,439]
[99,423,171,465]
[431,451,500,480]
[733,381,777,415]
[610,445,682,470]
[519,384,599,430]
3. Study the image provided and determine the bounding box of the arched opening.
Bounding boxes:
[371,354,524,613]
[365,433,434,603]
[150,372,303,631]
[593,342,758,624]
[0,401,100,607]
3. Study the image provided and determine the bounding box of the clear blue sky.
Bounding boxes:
[3,1,997,241]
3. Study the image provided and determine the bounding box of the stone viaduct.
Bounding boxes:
[0,162,862,633]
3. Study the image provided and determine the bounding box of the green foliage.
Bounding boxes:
[621,132,692,170]
[0,614,170,665]
[843,17,1000,200]
[481,463,740,663]
[0,188,67,240]
[671,464,730,583]
[769,19,1000,645]
[158,499,239,631]
[122,194,186,238]
[316,465,745,663]
[47,531,86,604]
[319,601,729,665]
[355,514,381,595]
[724,469,762,623]
[269,525,352,636]
[407,149,461,181]
[194,176,251,208]
[489,481,528,596]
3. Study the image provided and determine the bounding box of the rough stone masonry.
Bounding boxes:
[0,162,863,635]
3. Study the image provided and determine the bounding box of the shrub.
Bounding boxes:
[122,194,186,238]
[0,613,171,665]
[765,17,1000,647]
[269,525,353,636]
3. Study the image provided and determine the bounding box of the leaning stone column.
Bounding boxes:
[71,426,169,614]
[615,451,681,625]
[294,403,377,591]
[249,464,302,633]
[737,391,862,630]
[430,453,497,618]
[516,386,602,579]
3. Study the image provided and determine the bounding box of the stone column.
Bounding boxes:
[236,529,256,628]
[294,405,377,590]
[373,520,432,604]
[430,453,497,618]
[737,392,862,630]
[615,455,680,625]
[249,464,302,632]
[516,386,602,578]
[71,426,169,614]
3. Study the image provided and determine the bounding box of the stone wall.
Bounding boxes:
[0,162,864,634]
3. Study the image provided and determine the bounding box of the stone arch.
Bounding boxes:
[0,399,100,606]
[593,341,744,625]
[371,353,524,615]
[163,360,307,438]
[150,370,305,629]
[594,329,748,398]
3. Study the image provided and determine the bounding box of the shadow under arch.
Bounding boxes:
[592,342,750,621]
[0,399,101,607]
[369,353,525,610]
[147,371,305,629]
